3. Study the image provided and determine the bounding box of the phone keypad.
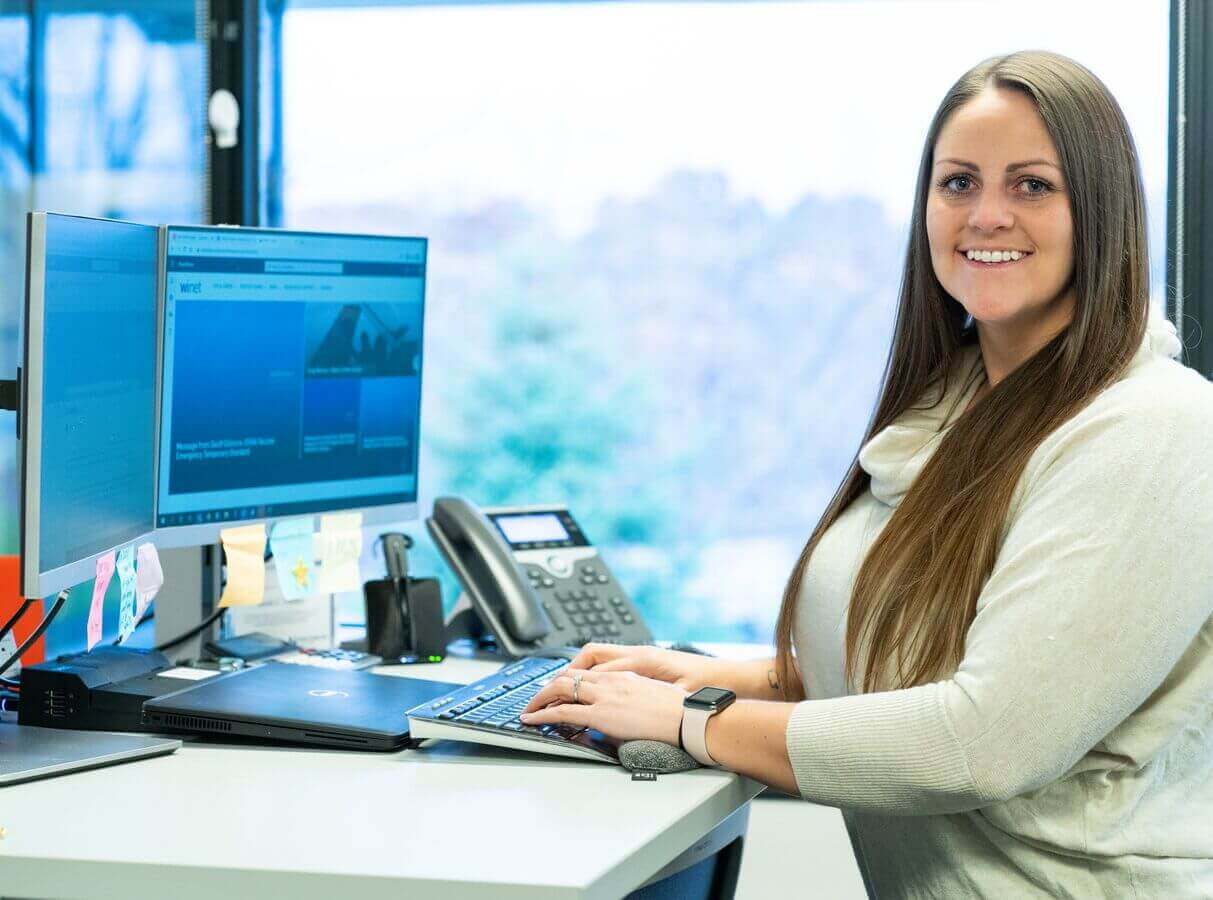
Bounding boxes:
[525,563,640,644]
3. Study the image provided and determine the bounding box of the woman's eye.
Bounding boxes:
[937,174,1053,197]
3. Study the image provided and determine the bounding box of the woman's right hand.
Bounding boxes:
[566,643,727,695]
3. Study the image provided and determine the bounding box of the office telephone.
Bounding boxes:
[427,497,654,658]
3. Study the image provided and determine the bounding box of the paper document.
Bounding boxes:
[115,546,137,643]
[219,523,267,608]
[317,512,363,593]
[89,551,116,651]
[135,542,164,620]
[269,517,317,600]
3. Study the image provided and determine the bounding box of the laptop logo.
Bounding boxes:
[308,689,350,698]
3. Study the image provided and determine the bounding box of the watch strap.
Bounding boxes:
[680,704,717,767]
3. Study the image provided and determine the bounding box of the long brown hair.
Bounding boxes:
[774,51,1150,698]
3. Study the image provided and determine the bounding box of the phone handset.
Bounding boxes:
[429,496,553,645]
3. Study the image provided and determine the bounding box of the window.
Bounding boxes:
[0,1,204,656]
[283,1,1171,641]
[0,3,29,556]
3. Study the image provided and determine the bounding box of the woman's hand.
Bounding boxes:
[565,642,725,694]
[519,668,687,745]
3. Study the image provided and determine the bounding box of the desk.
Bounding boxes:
[0,653,764,899]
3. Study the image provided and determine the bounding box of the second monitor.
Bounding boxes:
[155,226,427,547]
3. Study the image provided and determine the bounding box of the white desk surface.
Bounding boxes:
[0,647,769,900]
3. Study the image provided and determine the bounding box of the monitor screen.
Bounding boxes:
[20,213,159,597]
[155,226,427,543]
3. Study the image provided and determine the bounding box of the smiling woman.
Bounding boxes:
[927,89,1078,385]
[525,49,1213,898]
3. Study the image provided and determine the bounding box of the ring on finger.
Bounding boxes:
[572,671,582,704]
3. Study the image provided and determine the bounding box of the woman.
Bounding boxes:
[522,50,1213,897]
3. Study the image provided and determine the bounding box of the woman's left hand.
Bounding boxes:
[520,669,687,745]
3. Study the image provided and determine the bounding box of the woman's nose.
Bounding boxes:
[967,189,1015,233]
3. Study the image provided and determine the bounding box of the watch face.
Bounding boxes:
[686,687,736,711]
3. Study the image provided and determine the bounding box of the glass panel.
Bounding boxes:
[0,7,28,558]
[34,2,202,222]
[26,0,204,657]
[277,1,1170,642]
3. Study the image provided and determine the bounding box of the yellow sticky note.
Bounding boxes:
[317,512,363,593]
[218,523,267,608]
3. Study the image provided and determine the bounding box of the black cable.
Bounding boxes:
[154,606,226,653]
[0,590,68,679]
[0,676,19,691]
[0,597,34,645]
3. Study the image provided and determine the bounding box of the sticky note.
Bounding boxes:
[88,551,116,651]
[135,542,164,621]
[269,517,317,600]
[218,523,267,608]
[317,512,363,593]
[116,546,137,644]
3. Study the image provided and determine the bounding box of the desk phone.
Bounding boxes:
[427,497,654,658]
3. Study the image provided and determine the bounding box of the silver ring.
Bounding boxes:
[572,672,582,704]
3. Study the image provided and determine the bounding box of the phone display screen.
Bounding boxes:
[494,513,569,545]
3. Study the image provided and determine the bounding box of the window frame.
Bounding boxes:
[1168,0,1213,377]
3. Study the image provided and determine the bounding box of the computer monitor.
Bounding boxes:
[18,213,160,598]
[154,226,427,547]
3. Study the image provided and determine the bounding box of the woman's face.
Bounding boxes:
[926,87,1075,338]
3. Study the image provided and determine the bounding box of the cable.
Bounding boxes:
[154,606,226,653]
[0,590,68,679]
[0,676,19,692]
[0,597,34,645]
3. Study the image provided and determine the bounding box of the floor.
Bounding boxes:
[736,794,866,898]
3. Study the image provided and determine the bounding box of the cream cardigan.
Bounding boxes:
[788,309,1213,898]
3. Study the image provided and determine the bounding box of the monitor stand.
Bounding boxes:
[0,722,181,787]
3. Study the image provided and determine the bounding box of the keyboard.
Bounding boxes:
[406,656,619,764]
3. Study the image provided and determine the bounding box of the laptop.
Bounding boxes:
[142,662,459,751]
[1,723,181,787]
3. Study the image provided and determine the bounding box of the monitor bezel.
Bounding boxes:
[19,212,161,598]
[151,224,426,549]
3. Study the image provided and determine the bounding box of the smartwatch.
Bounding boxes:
[680,687,736,767]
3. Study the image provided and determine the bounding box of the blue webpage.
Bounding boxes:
[157,227,426,526]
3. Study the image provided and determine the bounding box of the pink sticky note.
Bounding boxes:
[135,542,164,621]
[88,550,117,651]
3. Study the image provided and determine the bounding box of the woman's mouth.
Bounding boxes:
[958,250,1032,270]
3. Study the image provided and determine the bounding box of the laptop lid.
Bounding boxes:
[145,663,458,741]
